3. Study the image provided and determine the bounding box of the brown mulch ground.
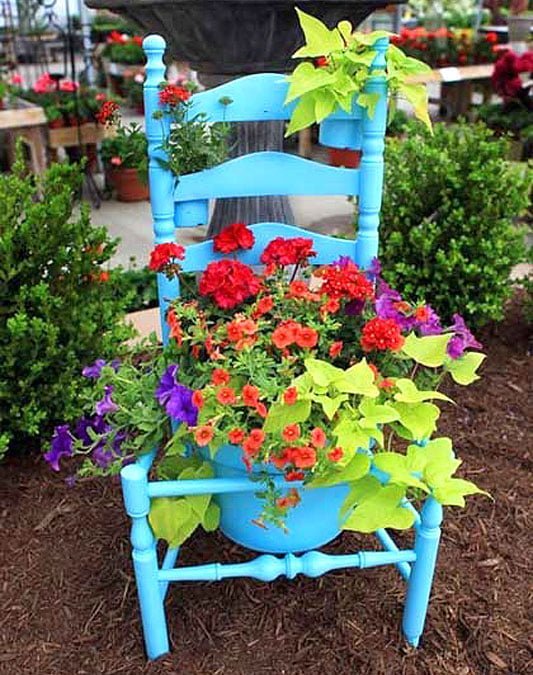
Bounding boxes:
[1,300,532,675]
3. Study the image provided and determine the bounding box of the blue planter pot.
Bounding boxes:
[208,444,350,554]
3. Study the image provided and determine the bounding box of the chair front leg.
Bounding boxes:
[122,464,170,660]
[402,497,443,648]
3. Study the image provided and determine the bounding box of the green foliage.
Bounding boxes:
[0,151,132,459]
[284,8,432,136]
[378,122,530,328]
[156,104,230,180]
[149,456,220,546]
[100,123,148,180]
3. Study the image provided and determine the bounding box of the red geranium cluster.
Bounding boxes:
[199,259,262,309]
[213,222,255,254]
[260,237,316,268]
[148,242,186,273]
[96,100,120,126]
[159,84,192,107]
[320,259,374,301]
[360,317,405,352]
[492,49,533,100]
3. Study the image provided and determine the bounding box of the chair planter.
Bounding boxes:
[118,34,450,661]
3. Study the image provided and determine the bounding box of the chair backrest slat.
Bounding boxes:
[174,152,359,202]
[180,222,356,272]
[187,72,365,123]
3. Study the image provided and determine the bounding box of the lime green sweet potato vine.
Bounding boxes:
[285,8,433,136]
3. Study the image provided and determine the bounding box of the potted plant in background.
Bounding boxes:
[98,100,149,201]
[102,31,146,96]
[507,0,532,46]
[478,48,533,160]
[44,224,487,551]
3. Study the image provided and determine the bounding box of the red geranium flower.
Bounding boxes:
[242,384,260,406]
[192,390,204,409]
[216,387,237,405]
[211,368,231,385]
[310,427,326,449]
[148,242,185,272]
[328,447,344,462]
[199,259,261,309]
[159,84,191,107]
[260,237,316,267]
[329,340,343,358]
[295,325,318,349]
[253,295,274,318]
[283,387,298,406]
[96,100,120,126]
[282,424,301,442]
[360,317,405,352]
[194,425,214,447]
[228,428,245,445]
[213,222,255,254]
[291,446,317,469]
[320,259,374,302]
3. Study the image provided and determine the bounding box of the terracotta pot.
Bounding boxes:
[109,166,149,202]
[48,118,64,129]
[328,147,362,169]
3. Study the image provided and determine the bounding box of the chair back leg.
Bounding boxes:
[402,497,443,647]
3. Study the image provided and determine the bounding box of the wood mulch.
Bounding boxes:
[1,299,531,675]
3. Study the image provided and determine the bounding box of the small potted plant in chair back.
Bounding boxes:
[97,99,149,202]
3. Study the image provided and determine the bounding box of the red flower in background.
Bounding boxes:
[199,259,261,309]
[132,35,143,47]
[360,317,405,352]
[159,84,191,107]
[492,49,533,100]
[214,222,255,254]
[148,242,185,272]
[96,100,120,126]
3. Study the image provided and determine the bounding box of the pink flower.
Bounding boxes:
[33,72,55,94]
[110,156,122,166]
[10,74,22,85]
[59,79,79,93]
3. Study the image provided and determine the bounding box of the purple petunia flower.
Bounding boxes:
[344,298,365,316]
[418,305,443,336]
[446,314,482,359]
[332,255,353,269]
[82,359,107,379]
[166,384,198,426]
[75,415,110,446]
[155,365,198,426]
[92,444,115,469]
[155,365,179,405]
[95,385,119,416]
[44,425,73,472]
[366,257,382,282]
[82,358,120,379]
[374,281,416,331]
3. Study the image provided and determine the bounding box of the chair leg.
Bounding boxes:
[132,541,170,659]
[402,497,443,648]
[122,463,170,660]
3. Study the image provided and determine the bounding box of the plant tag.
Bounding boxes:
[439,67,461,82]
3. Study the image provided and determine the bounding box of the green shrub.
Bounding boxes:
[0,154,133,459]
[376,122,531,328]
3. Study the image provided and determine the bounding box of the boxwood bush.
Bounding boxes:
[0,154,133,460]
[377,122,531,329]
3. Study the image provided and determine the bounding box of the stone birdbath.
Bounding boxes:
[85,0,401,234]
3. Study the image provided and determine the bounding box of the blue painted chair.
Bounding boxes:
[121,33,443,660]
